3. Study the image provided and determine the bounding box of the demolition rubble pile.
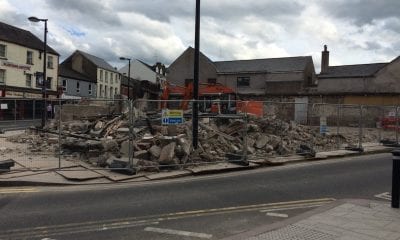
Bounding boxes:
[6,112,377,173]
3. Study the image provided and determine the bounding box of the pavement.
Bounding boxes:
[222,199,400,240]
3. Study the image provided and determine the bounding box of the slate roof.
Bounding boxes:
[59,64,94,83]
[0,21,59,55]
[319,63,387,78]
[76,50,117,72]
[214,56,312,74]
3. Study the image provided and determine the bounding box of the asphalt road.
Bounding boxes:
[0,153,393,239]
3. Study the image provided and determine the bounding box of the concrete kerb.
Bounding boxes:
[0,145,394,187]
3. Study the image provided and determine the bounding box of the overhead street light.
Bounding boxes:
[28,16,48,128]
[120,57,131,100]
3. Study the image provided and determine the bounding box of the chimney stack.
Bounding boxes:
[321,45,329,74]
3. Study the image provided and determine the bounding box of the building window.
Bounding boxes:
[110,87,113,98]
[105,72,108,83]
[26,51,33,65]
[110,73,113,84]
[115,88,118,95]
[100,70,103,81]
[88,84,92,95]
[46,77,52,89]
[99,84,103,97]
[47,56,54,69]
[0,69,5,83]
[62,79,67,92]
[0,44,6,58]
[26,74,32,87]
[237,77,250,87]
[105,86,108,98]
[76,82,80,93]
[207,78,217,85]
[185,78,193,86]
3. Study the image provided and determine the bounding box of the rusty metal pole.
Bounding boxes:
[192,0,200,149]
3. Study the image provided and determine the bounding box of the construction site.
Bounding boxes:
[0,97,399,184]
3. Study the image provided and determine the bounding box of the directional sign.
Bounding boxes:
[161,109,184,125]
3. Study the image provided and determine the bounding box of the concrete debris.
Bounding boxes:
[0,159,15,173]
[3,109,390,175]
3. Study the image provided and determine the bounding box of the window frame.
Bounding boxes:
[0,69,5,83]
[26,51,34,65]
[207,78,217,85]
[88,84,92,95]
[25,73,32,87]
[62,79,67,92]
[76,81,80,93]
[0,44,6,58]
[46,77,52,89]
[237,76,250,87]
[47,56,54,69]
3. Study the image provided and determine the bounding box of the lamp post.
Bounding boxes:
[28,16,48,128]
[120,57,131,100]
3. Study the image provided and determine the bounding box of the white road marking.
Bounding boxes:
[374,192,392,200]
[144,227,213,239]
[266,212,289,218]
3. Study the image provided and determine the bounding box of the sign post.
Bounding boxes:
[162,109,184,125]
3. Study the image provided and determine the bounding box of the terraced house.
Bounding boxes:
[0,21,59,98]
[59,50,120,99]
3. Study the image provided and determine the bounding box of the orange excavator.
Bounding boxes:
[160,81,263,117]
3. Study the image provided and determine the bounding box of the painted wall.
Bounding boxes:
[96,68,120,99]
[0,40,58,91]
[59,76,97,98]
[120,60,157,83]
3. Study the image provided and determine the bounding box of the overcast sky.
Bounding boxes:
[1,0,399,71]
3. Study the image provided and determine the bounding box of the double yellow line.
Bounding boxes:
[0,198,335,239]
[0,188,40,194]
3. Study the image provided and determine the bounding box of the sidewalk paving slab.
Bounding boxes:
[222,199,400,240]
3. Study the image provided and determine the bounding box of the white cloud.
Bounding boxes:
[0,0,398,69]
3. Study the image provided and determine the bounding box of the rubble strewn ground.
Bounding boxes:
[2,110,398,175]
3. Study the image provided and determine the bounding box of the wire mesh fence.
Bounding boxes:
[1,98,399,173]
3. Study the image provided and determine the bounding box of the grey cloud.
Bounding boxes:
[321,0,400,26]
[203,0,305,21]
[114,0,193,22]
[45,0,121,26]
[114,0,305,23]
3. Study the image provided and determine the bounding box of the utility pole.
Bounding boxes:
[193,0,200,149]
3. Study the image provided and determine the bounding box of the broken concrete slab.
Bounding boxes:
[56,167,105,181]
[159,142,176,165]
[134,150,149,160]
[148,145,161,158]
[255,135,268,149]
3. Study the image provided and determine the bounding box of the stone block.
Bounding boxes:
[159,142,176,164]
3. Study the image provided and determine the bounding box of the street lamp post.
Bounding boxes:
[120,57,131,100]
[28,16,48,128]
